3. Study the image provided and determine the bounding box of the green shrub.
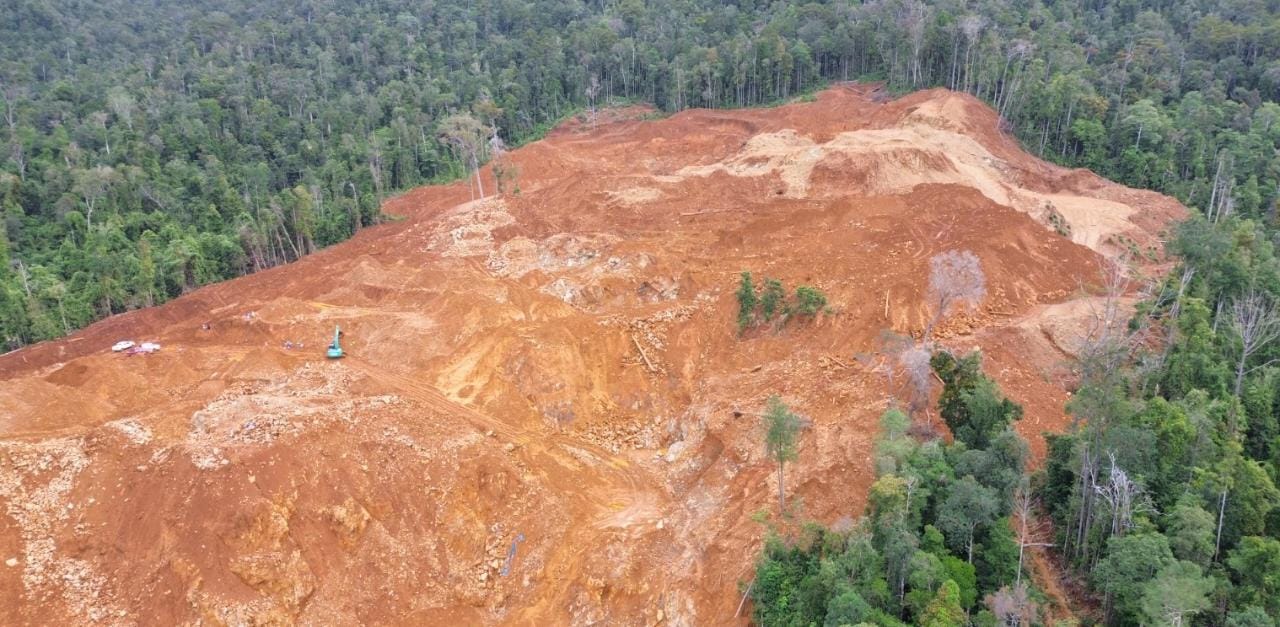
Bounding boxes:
[737,272,757,332]
[761,278,786,321]
[793,285,828,316]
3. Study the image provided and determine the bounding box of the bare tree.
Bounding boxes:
[585,74,601,127]
[1229,289,1280,397]
[959,15,987,94]
[1012,482,1052,587]
[9,138,25,181]
[90,111,111,156]
[873,331,936,430]
[986,582,1038,627]
[1207,150,1234,223]
[898,343,933,418]
[898,1,929,87]
[73,165,119,231]
[925,250,986,339]
[107,87,136,131]
[1155,266,1197,373]
[1094,452,1148,538]
[0,81,22,132]
[488,130,518,195]
[1077,257,1137,387]
[438,113,488,200]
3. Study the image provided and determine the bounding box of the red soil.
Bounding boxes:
[0,84,1182,625]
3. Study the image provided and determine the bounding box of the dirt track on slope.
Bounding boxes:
[0,84,1183,625]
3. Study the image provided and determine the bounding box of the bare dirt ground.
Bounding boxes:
[0,84,1183,625]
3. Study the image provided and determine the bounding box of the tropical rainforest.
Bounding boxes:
[3,0,1280,624]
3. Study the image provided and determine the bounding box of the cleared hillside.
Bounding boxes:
[0,85,1182,625]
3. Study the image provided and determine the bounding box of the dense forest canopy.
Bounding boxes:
[4,0,1280,347]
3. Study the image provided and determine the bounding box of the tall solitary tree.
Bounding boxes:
[762,395,805,514]
[438,113,490,200]
[1229,289,1280,398]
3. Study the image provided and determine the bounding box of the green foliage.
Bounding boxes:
[931,351,984,435]
[761,278,786,322]
[1225,606,1277,627]
[764,395,803,467]
[1161,298,1233,398]
[1093,533,1175,624]
[752,533,826,627]
[918,580,966,627]
[764,395,805,512]
[937,476,1000,563]
[873,408,914,476]
[793,285,828,316]
[1167,495,1217,569]
[932,351,1022,450]
[973,519,1020,593]
[1139,561,1215,627]
[737,272,758,332]
[750,360,1038,623]
[734,273,829,333]
[1226,536,1280,615]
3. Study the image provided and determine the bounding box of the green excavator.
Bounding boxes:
[326,325,344,359]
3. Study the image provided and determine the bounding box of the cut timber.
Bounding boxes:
[632,334,656,373]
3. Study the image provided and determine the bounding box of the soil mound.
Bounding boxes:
[0,84,1182,625]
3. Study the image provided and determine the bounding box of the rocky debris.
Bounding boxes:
[323,498,371,550]
[0,438,123,622]
[104,418,152,446]
[579,416,659,453]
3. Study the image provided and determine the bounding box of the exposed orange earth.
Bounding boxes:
[0,85,1183,625]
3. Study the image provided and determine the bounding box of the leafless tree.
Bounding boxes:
[585,74,601,126]
[959,15,987,94]
[438,113,489,200]
[873,331,935,426]
[1094,452,1148,538]
[1229,289,1280,397]
[1207,150,1235,223]
[366,133,385,201]
[925,250,986,339]
[0,81,22,132]
[898,1,929,87]
[1077,257,1137,387]
[489,130,518,195]
[9,139,25,181]
[72,165,119,231]
[1154,266,1197,374]
[90,110,111,155]
[107,87,136,131]
[1012,482,1052,587]
[898,344,933,418]
[986,582,1038,627]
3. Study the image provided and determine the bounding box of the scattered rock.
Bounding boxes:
[4,557,17,567]
[664,441,686,463]
[503,443,515,453]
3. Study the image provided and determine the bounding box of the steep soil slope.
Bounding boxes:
[0,85,1182,625]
